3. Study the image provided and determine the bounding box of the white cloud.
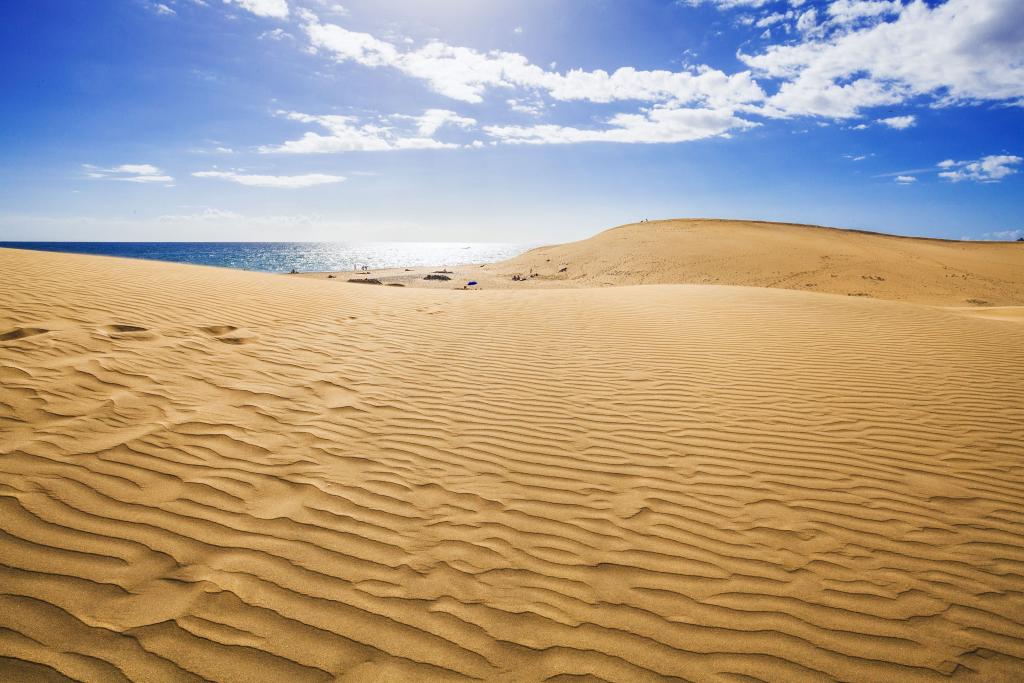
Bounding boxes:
[795,8,818,34]
[937,155,1022,183]
[878,114,916,129]
[310,0,347,15]
[192,170,347,188]
[398,109,477,136]
[542,66,765,108]
[392,42,539,102]
[680,0,810,14]
[485,106,757,145]
[189,144,236,154]
[895,175,917,184]
[303,18,398,66]
[224,0,289,19]
[116,164,162,175]
[260,28,293,41]
[756,12,789,27]
[83,163,174,185]
[300,12,764,108]
[827,0,902,24]
[154,3,176,16]
[680,0,773,8]
[742,0,1024,118]
[506,98,545,116]
[694,0,920,33]
[260,110,464,153]
[273,1,1021,150]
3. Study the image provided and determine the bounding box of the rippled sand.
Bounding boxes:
[1,235,1023,681]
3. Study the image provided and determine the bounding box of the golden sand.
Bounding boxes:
[1,222,1023,681]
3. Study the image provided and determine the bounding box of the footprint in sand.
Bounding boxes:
[102,324,158,340]
[106,324,148,333]
[0,327,48,342]
[215,336,255,345]
[200,325,237,336]
[199,325,257,345]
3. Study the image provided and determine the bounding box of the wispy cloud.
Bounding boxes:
[680,0,773,8]
[192,170,347,188]
[506,97,545,116]
[259,110,472,154]
[309,0,347,16]
[874,166,938,179]
[82,163,174,185]
[297,6,764,143]
[225,0,289,19]
[302,11,764,108]
[827,0,901,25]
[259,28,293,41]
[395,109,477,136]
[485,106,757,145]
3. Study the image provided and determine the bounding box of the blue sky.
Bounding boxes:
[1,0,1021,242]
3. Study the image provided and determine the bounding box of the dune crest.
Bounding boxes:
[1,245,1024,682]
[498,219,1024,303]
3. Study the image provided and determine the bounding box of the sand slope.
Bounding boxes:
[2,246,1024,682]
[361,220,1024,305]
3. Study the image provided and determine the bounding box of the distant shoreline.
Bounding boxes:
[0,240,533,274]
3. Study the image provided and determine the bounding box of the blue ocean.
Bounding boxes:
[0,241,533,273]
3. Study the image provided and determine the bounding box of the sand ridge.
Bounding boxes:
[332,219,1024,306]
[1,245,1024,681]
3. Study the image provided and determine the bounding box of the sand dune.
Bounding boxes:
[359,220,1024,306]
[2,243,1024,682]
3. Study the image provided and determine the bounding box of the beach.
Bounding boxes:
[2,221,1024,681]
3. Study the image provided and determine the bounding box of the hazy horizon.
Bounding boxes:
[2,0,1022,242]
